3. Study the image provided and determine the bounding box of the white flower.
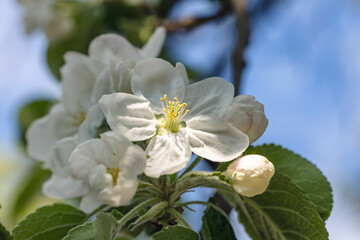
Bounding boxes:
[70,131,146,207]
[42,135,89,200]
[26,52,104,162]
[224,95,268,143]
[99,58,249,178]
[91,26,166,102]
[26,27,166,162]
[225,154,275,197]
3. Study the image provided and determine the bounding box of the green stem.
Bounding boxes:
[179,201,228,218]
[112,197,161,239]
[167,208,192,229]
[178,156,202,179]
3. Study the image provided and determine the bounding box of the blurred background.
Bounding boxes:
[1,0,360,239]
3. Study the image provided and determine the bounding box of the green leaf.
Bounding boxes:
[244,144,333,220]
[12,203,86,240]
[110,209,124,221]
[231,173,329,240]
[61,222,94,240]
[0,221,12,240]
[94,212,118,240]
[201,199,236,240]
[152,226,200,240]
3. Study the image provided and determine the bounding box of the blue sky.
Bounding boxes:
[1,0,360,238]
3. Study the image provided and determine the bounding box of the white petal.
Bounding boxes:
[183,77,234,120]
[100,131,132,163]
[26,104,76,162]
[131,58,186,113]
[80,190,102,213]
[70,139,113,180]
[89,164,113,189]
[98,179,138,206]
[61,52,103,113]
[186,115,249,162]
[42,174,89,199]
[78,104,104,142]
[92,61,132,103]
[140,26,166,58]
[145,130,191,178]
[119,145,146,178]
[175,62,189,86]
[89,34,141,63]
[99,93,157,141]
[48,135,78,176]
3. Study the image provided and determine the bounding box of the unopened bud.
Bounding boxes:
[225,154,275,197]
[224,95,268,144]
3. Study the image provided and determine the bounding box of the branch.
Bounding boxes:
[160,7,231,33]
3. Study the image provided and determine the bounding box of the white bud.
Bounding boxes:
[224,95,268,143]
[225,154,275,197]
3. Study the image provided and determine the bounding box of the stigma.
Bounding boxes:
[159,94,189,133]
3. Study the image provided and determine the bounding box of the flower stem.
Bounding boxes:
[112,197,161,239]
[180,201,228,218]
[167,208,192,229]
[178,156,202,179]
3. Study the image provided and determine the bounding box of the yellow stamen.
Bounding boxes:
[159,94,189,133]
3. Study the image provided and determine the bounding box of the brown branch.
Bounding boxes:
[160,7,231,33]
[232,9,250,96]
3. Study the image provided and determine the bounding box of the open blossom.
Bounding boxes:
[42,135,89,200]
[26,27,166,163]
[69,132,146,209]
[224,95,268,143]
[99,58,249,178]
[225,154,275,197]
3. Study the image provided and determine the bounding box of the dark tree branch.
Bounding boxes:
[232,11,250,96]
[160,7,231,33]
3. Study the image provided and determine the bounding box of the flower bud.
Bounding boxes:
[224,95,268,143]
[225,154,275,197]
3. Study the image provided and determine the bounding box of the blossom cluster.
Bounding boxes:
[26,27,271,212]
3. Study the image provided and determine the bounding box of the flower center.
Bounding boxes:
[107,167,121,185]
[159,94,189,133]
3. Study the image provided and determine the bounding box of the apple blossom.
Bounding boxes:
[225,154,275,197]
[26,27,166,162]
[99,58,249,178]
[224,95,268,143]
[69,131,146,208]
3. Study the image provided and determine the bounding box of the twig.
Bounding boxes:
[160,7,231,33]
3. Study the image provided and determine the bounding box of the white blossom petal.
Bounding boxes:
[99,93,157,141]
[78,104,105,142]
[131,58,186,113]
[89,164,113,189]
[43,174,89,199]
[80,190,102,213]
[119,145,147,178]
[100,131,132,164]
[183,77,234,120]
[98,179,138,206]
[186,115,249,162]
[70,139,113,180]
[89,34,141,63]
[92,61,132,103]
[175,62,189,86]
[47,135,78,176]
[145,130,191,178]
[26,104,76,162]
[61,52,103,113]
[140,26,166,58]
